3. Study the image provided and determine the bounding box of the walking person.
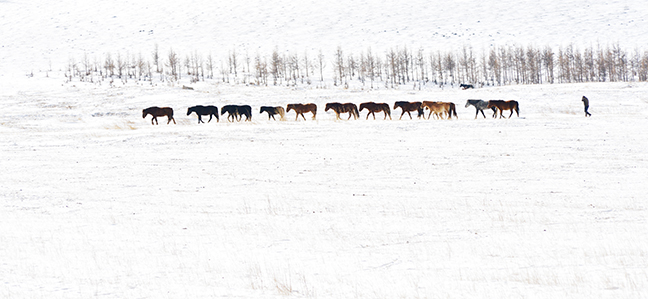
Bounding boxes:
[582,96,592,117]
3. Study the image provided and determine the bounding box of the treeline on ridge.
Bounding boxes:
[63,43,648,88]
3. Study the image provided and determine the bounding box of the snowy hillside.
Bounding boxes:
[1,0,648,298]
[2,0,648,74]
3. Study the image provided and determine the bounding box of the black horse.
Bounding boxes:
[221,105,252,122]
[187,105,219,123]
[460,84,474,89]
[465,99,496,119]
[260,106,286,120]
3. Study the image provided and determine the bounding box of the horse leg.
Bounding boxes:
[151,116,157,125]
[407,111,413,119]
[311,111,316,120]
[300,113,306,121]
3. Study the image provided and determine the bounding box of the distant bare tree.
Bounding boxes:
[153,44,160,73]
[385,48,398,88]
[542,46,554,84]
[271,48,282,85]
[255,53,268,86]
[166,48,179,81]
[416,47,426,88]
[229,49,238,78]
[206,53,215,79]
[366,47,376,88]
[347,53,357,80]
[136,53,146,80]
[443,52,456,85]
[302,50,311,84]
[333,46,345,86]
[317,49,325,82]
[104,52,115,78]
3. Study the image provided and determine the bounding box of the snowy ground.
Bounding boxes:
[2,0,648,298]
[1,75,647,298]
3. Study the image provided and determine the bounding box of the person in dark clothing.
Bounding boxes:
[582,96,592,117]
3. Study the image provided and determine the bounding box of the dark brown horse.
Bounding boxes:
[325,102,359,120]
[393,101,423,120]
[287,103,317,120]
[260,106,286,120]
[487,100,519,118]
[187,105,219,123]
[359,102,391,120]
[143,106,176,125]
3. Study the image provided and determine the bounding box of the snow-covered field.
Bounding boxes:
[2,0,648,298]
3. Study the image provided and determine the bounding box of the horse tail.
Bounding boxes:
[514,101,520,116]
[353,105,359,118]
[277,107,286,120]
[450,103,457,119]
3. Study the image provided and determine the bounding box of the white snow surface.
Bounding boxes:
[1,0,648,298]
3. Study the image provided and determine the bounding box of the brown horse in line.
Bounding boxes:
[393,101,423,120]
[421,101,458,120]
[359,102,391,120]
[487,100,519,118]
[287,103,317,120]
[143,106,176,125]
[325,102,359,120]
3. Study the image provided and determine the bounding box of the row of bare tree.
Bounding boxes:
[65,43,648,88]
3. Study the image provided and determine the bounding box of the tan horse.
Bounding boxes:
[325,102,359,120]
[421,101,458,120]
[359,102,391,120]
[287,103,317,120]
[487,100,519,118]
[142,106,176,125]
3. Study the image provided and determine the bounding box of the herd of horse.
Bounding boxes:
[142,99,520,125]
